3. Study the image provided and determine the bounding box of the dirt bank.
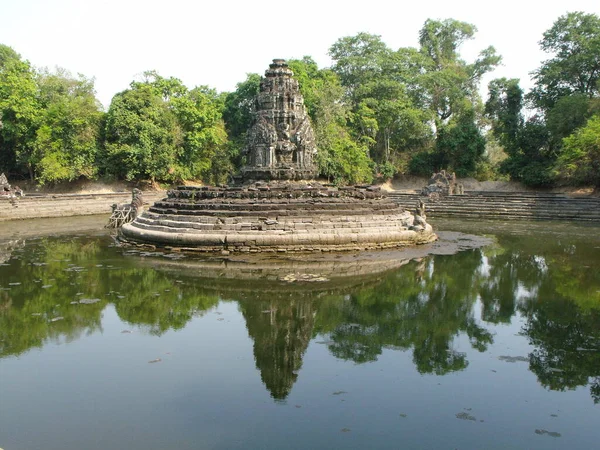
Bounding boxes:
[385,175,598,196]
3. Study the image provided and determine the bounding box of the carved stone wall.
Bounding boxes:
[241,59,317,181]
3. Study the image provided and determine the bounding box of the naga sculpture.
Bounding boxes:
[421,170,463,200]
[107,188,143,228]
[0,173,24,198]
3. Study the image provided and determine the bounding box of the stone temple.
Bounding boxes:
[119,59,436,252]
[240,59,317,181]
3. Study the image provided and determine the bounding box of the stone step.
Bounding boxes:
[387,192,600,222]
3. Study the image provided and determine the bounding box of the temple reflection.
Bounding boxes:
[238,297,317,400]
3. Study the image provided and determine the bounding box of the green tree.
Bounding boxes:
[555,114,600,186]
[171,86,229,183]
[222,73,261,172]
[32,68,103,184]
[487,13,600,187]
[486,78,556,186]
[529,11,600,111]
[410,19,500,177]
[102,72,227,183]
[418,19,501,128]
[486,78,524,156]
[0,44,40,180]
[222,73,261,141]
[329,34,434,176]
[328,32,392,99]
[434,108,486,177]
[288,57,373,184]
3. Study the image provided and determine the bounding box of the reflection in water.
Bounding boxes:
[238,297,317,400]
[1,226,599,403]
[315,252,494,375]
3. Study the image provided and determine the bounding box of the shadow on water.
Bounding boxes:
[1,217,599,402]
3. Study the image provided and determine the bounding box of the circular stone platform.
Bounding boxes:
[119,182,436,253]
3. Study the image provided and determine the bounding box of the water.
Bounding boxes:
[0,217,599,449]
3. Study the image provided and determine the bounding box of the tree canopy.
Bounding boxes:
[486,11,600,187]
[1,11,599,188]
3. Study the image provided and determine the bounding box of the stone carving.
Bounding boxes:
[412,200,428,232]
[241,59,317,181]
[421,170,463,199]
[0,173,24,198]
[107,188,143,228]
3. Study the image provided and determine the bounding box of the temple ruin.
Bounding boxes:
[119,60,436,252]
[240,59,317,181]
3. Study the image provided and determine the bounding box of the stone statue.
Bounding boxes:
[0,173,24,198]
[411,200,428,232]
[241,59,318,181]
[421,170,460,199]
[107,188,143,228]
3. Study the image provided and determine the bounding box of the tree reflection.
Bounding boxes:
[0,238,106,357]
[523,298,600,403]
[475,231,600,402]
[0,236,219,358]
[315,251,494,375]
[2,227,600,403]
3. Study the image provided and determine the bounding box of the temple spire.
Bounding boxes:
[241,59,318,181]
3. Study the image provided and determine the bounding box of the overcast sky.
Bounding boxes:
[2,0,599,108]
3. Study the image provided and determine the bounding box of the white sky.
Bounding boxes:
[1,0,599,109]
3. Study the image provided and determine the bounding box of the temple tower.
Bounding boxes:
[241,59,317,181]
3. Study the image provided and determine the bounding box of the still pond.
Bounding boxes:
[0,216,599,449]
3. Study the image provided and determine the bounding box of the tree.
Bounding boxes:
[288,57,373,184]
[222,73,261,173]
[328,33,391,99]
[486,78,524,155]
[487,13,600,187]
[529,11,600,111]
[555,114,600,186]
[0,44,40,180]
[222,73,261,141]
[434,108,486,177]
[418,19,501,128]
[103,72,227,183]
[486,78,557,186]
[32,68,103,184]
[406,19,500,177]
[103,79,180,182]
[329,34,434,176]
[171,86,229,183]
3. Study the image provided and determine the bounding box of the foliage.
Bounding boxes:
[555,114,600,186]
[407,150,438,176]
[328,32,392,98]
[528,11,600,111]
[329,33,433,173]
[222,73,261,165]
[487,12,600,187]
[486,78,557,186]
[328,21,497,179]
[434,109,486,177]
[418,19,501,127]
[102,72,227,183]
[0,44,40,180]
[289,57,373,184]
[4,13,599,188]
[32,68,103,184]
